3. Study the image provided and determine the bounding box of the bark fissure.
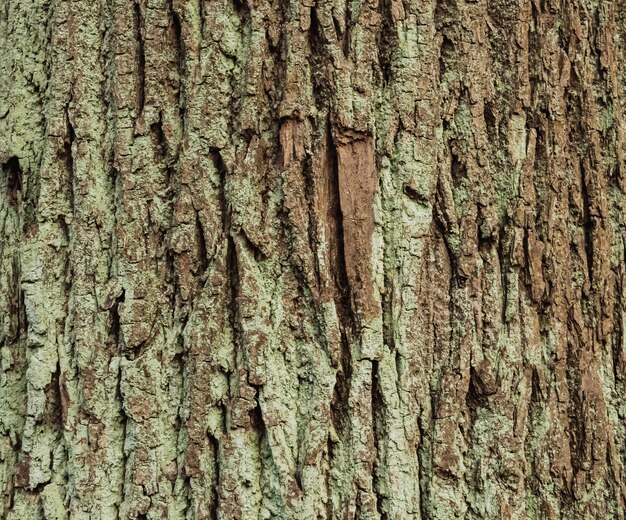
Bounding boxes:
[2,0,626,518]
[134,0,145,118]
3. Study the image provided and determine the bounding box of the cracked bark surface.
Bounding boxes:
[1,0,626,518]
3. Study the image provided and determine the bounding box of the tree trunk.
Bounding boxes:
[1,0,626,518]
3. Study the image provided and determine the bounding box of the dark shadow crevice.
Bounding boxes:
[3,156,22,209]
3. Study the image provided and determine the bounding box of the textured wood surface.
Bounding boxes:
[1,0,626,518]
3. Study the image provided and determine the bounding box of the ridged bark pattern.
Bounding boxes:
[1,0,626,518]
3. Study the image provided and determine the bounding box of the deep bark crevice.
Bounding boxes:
[194,211,208,279]
[64,108,75,213]
[580,161,594,287]
[134,0,146,117]
[327,127,354,334]
[3,156,22,209]
[371,359,387,519]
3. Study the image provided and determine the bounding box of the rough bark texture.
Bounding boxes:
[1,0,626,518]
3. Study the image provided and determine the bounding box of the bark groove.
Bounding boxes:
[1,0,626,518]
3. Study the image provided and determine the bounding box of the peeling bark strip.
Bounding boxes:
[2,0,626,518]
[335,136,379,322]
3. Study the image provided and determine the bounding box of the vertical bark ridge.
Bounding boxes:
[1,0,626,518]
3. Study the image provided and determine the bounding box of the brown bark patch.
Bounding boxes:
[335,136,378,320]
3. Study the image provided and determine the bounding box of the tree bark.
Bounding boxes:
[1,0,626,518]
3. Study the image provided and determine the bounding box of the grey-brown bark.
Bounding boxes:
[1,0,626,518]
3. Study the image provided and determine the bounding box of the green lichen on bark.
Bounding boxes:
[1,0,626,518]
